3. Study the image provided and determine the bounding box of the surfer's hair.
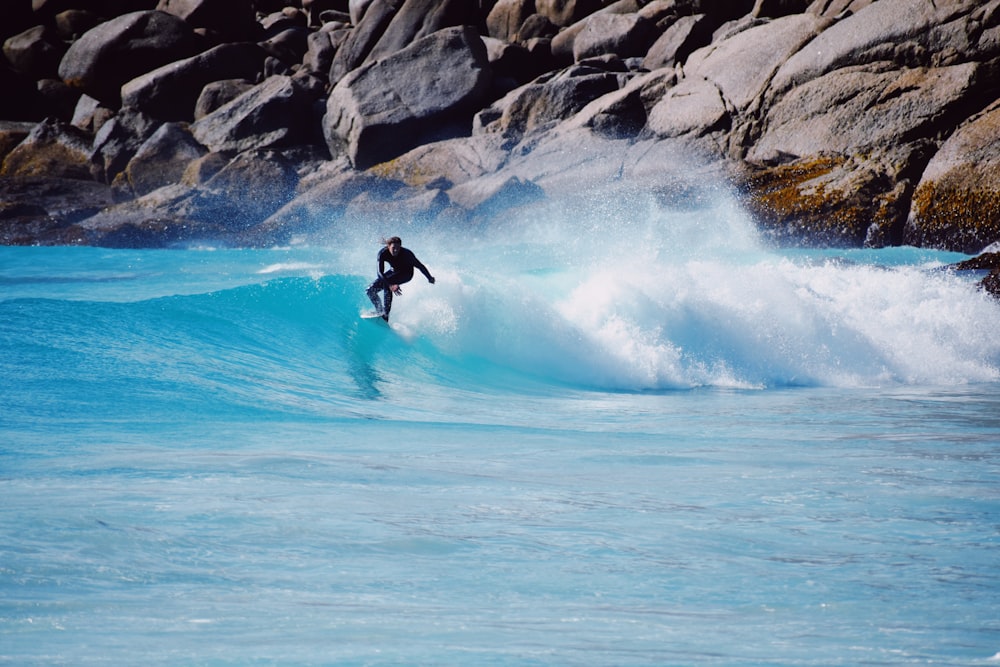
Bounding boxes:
[383,236,402,246]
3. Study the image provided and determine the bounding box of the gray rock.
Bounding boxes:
[344,185,450,227]
[303,30,337,75]
[331,0,481,83]
[646,77,728,140]
[349,0,379,25]
[124,122,207,195]
[180,151,231,186]
[685,13,827,114]
[90,107,163,183]
[192,75,314,152]
[193,79,256,119]
[750,62,982,163]
[643,14,715,70]
[121,42,268,121]
[518,13,560,41]
[365,0,482,63]
[0,176,115,246]
[369,133,510,188]
[486,0,536,40]
[572,12,658,62]
[3,25,67,80]
[197,149,300,229]
[329,0,400,83]
[0,122,36,165]
[325,26,492,169]
[250,157,384,244]
[559,67,674,140]
[474,65,623,144]
[907,102,1000,252]
[771,0,988,96]
[77,183,229,248]
[259,27,312,66]
[58,10,200,107]
[1,118,94,181]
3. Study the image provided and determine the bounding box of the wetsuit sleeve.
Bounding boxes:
[412,253,433,281]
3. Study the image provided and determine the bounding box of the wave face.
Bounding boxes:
[3,192,999,425]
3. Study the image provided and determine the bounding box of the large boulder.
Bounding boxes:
[486,0,536,40]
[646,77,727,140]
[349,0,379,24]
[329,0,402,83]
[325,26,492,169]
[770,0,992,95]
[76,183,228,248]
[124,122,207,195]
[684,13,828,117]
[643,14,715,70]
[244,157,382,245]
[302,30,338,76]
[191,75,315,152]
[368,133,510,188]
[193,79,256,119]
[906,102,1000,253]
[120,42,268,121]
[1,118,94,180]
[474,63,625,144]
[572,12,659,62]
[58,10,200,107]
[364,0,482,62]
[3,25,67,80]
[259,27,312,66]
[90,107,163,183]
[750,63,984,164]
[194,149,300,230]
[0,176,115,246]
[743,61,985,246]
[330,0,481,82]
[0,122,36,164]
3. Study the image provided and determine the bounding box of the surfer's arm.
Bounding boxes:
[413,256,435,283]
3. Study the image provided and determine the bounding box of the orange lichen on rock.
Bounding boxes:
[908,181,1000,253]
[740,157,902,246]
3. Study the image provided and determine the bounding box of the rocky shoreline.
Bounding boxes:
[2,0,1000,286]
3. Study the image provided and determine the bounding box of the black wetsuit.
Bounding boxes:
[366,246,433,320]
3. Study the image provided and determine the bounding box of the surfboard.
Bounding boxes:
[360,311,388,322]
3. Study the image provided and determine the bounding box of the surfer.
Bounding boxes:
[366,236,435,321]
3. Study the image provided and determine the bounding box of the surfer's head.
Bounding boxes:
[385,236,402,255]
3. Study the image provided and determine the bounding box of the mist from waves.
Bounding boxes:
[326,187,1000,391]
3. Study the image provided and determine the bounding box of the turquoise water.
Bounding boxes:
[2,197,999,665]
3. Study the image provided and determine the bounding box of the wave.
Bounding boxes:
[3,193,999,412]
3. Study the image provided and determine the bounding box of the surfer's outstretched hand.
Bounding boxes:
[391,285,402,295]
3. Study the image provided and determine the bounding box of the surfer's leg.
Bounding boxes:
[366,280,383,313]
[382,287,393,320]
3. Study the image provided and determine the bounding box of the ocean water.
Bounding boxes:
[2,194,1000,666]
